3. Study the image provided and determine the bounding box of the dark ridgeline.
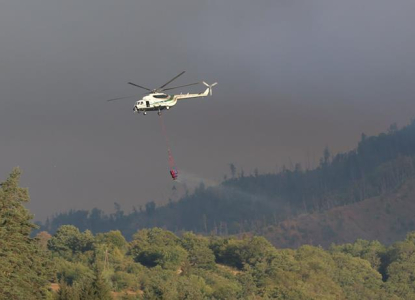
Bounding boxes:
[38,120,415,242]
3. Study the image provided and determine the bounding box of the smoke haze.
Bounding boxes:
[1,0,415,220]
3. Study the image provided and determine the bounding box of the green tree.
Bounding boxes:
[201,270,242,300]
[0,168,54,299]
[331,252,384,299]
[91,265,113,300]
[210,236,277,270]
[142,267,179,299]
[330,239,386,270]
[181,232,215,270]
[382,232,415,298]
[177,275,212,300]
[55,279,78,300]
[130,228,188,270]
[70,265,112,300]
[48,225,94,258]
[36,231,52,251]
[55,258,94,286]
[95,230,127,250]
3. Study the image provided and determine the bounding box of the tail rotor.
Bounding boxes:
[203,82,218,96]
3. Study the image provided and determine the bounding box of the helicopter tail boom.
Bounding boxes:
[175,82,217,100]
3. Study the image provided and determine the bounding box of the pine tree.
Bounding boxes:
[0,168,54,299]
[92,265,112,300]
[77,264,112,300]
[78,279,97,300]
[56,279,77,300]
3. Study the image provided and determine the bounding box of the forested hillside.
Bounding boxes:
[262,177,415,248]
[45,227,415,299]
[5,169,415,299]
[225,121,415,212]
[39,120,415,247]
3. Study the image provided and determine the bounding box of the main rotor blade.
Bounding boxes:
[128,82,151,91]
[106,96,136,102]
[157,71,186,90]
[162,82,201,91]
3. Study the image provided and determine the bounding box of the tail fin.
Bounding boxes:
[203,82,218,96]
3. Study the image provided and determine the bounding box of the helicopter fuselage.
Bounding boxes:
[133,93,177,112]
[132,86,212,114]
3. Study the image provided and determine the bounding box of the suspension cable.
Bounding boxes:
[159,114,176,171]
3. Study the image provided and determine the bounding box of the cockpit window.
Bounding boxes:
[153,94,168,99]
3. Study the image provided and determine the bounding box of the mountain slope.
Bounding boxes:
[39,120,415,247]
[263,178,415,248]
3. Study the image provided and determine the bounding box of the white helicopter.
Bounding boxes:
[107,71,217,115]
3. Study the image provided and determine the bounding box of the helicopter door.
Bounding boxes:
[146,101,150,108]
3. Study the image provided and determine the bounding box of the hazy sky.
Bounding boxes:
[1,0,415,220]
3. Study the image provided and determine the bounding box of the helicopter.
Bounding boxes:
[107,71,217,115]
